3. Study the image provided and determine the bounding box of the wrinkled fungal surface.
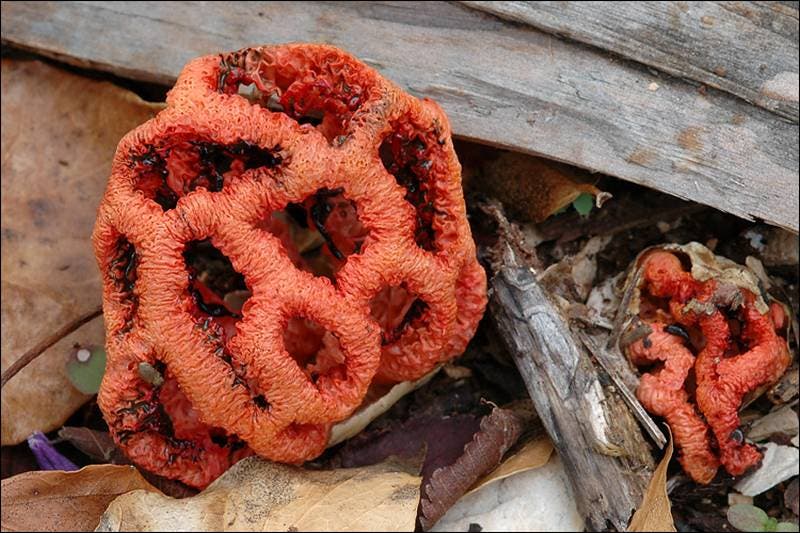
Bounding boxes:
[623,245,791,484]
[93,44,487,488]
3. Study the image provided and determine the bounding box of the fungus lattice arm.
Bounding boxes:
[695,293,791,475]
[630,248,791,482]
[629,323,719,484]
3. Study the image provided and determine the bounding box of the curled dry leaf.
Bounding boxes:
[0,58,162,444]
[465,434,554,496]
[96,457,422,532]
[734,442,800,497]
[628,432,676,532]
[0,464,159,532]
[419,407,523,530]
[460,144,607,223]
[337,414,482,482]
[58,426,126,464]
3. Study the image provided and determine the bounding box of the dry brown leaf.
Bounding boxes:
[628,433,676,532]
[419,407,523,530]
[459,143,605,222]
[0,464,159,532]
[466,434,554,495]
[96,457,422,532]
[0,59,163,444]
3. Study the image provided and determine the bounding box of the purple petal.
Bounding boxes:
[27,431,78,471]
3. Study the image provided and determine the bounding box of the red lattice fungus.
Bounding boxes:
[93,44,487,488]
[626,249,791,484]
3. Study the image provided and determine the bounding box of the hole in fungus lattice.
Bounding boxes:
[370,284,430,346]
[108,236,139,334]
[380,130,439,252]
[261,188,369,280]
[283,317,346,385]
[131,139,281,211]
[183,239,249,321]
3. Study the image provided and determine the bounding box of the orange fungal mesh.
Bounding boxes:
[93,44,487,488]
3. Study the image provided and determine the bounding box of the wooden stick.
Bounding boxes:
[489,247,654,531]
[578,330,667,449]
[1,306,103,389]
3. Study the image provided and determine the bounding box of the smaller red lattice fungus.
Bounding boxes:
[93,44,487,488]
[626,248,791,484]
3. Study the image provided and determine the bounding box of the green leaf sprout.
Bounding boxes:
[727,504,798,532]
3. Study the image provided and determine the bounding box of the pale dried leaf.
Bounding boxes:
[747,405,799,442]
[0,464,159,532]
[628,433,676,532]
[734,442,800,497]
[431,454,583,532]
[0,59,162,444]
[586,272,624,324]
[466,434,554,495]
[419,407,523,530]
[96,457,421,532]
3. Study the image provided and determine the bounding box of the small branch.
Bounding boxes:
[1,305,103,389]
[477,197,654,531]
[578,330,667,449]
[490,266,653,531]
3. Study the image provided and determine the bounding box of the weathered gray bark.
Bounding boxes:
[463,1,800,121]
[490,263,654,531]
[2,1,797,231]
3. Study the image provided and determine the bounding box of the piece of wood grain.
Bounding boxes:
[462,1,800,123]
[2,1,797,232]
[490,264,654,531]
